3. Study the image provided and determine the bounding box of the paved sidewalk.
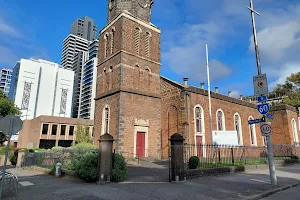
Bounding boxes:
[2,164,300,200]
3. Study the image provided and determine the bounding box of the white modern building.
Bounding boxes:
[0,68,13,96]
[61,34,89,70]
[9,58,74,120]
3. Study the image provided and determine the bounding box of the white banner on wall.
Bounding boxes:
[212,131,239,146]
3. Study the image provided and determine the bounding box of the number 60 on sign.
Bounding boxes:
[257,103,270,115]
[260,122,273,136]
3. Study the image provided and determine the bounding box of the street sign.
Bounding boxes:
[266,114,274,120]
[253,74,268,96]
[248,118,263,125]
[260,122,273,136]
[257,95,267,102]
[0,115,23,136]
[257,103,270,115]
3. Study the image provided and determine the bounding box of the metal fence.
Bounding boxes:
[183,143,300,169]
[22,148,99,170]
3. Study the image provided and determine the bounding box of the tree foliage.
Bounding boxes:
[74,124,93,144]
[273,72,300,108]
[0,90,21,118]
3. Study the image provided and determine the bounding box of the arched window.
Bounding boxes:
[104,33,109,58]
[134,27,141,54]
[249,116,257,146]
[194,106,204,134]
[102,105,110,135]
[216,109,225,131]
[145,32,151,57]
[110,28,115,54]
[234,113,243,145]
[292,118,299,144]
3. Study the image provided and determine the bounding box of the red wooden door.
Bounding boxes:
[136,132,145,158]
[196,136,203,157]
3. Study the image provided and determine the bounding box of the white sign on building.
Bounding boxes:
[212,131,239,146]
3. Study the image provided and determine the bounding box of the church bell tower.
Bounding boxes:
[94,0,162,159]
[108,0,154,23]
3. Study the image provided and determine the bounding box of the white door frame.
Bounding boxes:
[133,126,149,158]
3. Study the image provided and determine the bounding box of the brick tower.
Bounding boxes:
[94,0,161,159]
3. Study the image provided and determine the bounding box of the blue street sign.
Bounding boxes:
[248,118,263,125]
[257,103,270,115]
[257,95,267,102]
[266,114,274,120]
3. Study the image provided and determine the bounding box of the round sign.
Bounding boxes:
[258,81,264,87]
[261,123,272,135]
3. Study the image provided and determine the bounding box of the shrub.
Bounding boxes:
[189,156,200,169]
[291,155,299,160]
[9,149,19,165]
[51,147,64,152]
[111,154,128,182]
[0,144,13,154]
[71,143,97,149]
[49,165,56,176]
[284,159,299,164]
[29,148,41,153]
[75,152,98,182]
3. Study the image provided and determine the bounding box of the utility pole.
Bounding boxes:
[248,0,277,185]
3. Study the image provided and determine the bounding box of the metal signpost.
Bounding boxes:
[0,115,23,200]
[248,0,277,185]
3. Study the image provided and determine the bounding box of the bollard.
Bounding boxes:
[55,163,62,177]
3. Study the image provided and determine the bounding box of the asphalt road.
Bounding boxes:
[262,186,300,200]
[1,164,300,200]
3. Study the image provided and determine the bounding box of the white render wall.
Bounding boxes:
[10,59,74,120]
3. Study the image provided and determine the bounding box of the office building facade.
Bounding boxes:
[71,16,97,41]
[0,68,13,96]
[9,59,74,120]
[61,34,89,70]
[79,40,98,120]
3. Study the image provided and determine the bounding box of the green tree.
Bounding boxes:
[74,124,93,144]
[273,72,300,108]
[0,90,21,118]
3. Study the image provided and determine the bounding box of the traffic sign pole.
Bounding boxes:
[248,0,277,186]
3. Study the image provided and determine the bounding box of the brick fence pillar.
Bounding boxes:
[170,133,185,182]
[98,133,114,184]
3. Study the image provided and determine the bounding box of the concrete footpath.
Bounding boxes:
[2,164,300,200]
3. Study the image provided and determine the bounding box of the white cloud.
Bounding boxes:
[162,23,232,82]
[0,15,21,37]
[248,2,300,87]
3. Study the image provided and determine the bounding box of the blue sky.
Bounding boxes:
[1,0,300,97]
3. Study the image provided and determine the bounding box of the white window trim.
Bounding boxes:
[101,104,110,135]
[233,113,243,146]
[292,118,299,144]
[216,109,226,131]
[194,105,206,157]
[194,105,205,135]
[248,116,257,146]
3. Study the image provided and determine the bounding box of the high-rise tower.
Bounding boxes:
[94,0,161,158]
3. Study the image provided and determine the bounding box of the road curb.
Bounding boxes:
[244,182,300,200]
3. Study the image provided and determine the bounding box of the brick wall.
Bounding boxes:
[270,107,299,145]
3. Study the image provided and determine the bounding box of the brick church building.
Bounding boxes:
[94,0,299,159]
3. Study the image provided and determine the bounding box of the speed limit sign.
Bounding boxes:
[260,122,273,136]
